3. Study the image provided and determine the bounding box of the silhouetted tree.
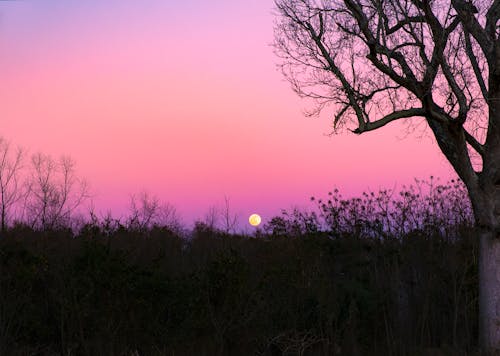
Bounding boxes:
[25,153,89,229]
[127,191,181,232]
[200,197,239,234]
[221,196,238,234]
[0,137,24,233]
[274,0,500,351]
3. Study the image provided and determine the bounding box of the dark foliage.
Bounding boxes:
[0,179,481,355]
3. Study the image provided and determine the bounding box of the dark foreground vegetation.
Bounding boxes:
[0,179,482,355]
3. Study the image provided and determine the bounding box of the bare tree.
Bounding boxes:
[0,138,24,233]
[157,200,182,233]
[204,205,220,230]
[201,197,239,233]
[128,191,160,231]
[221,196,238,234]
[128,191,181,232]
[274,0,500,351]
[25,153,89,230]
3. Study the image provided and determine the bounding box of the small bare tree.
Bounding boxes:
[202,196,239,233]
[0,138,25,232]
[157,200,183,233]
[204,205,220,230]
[128,191,160,230]
[25,153,89,230]
[221,196,238,234]
[128,191,181,232]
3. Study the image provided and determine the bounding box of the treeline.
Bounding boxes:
[0,137,186,234]
[0,178,480,355]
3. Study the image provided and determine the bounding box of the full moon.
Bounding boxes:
[248,213,262,227]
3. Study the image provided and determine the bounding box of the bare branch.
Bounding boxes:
[486,0,500,39]
[385,16,426,35]
[464,127,485,156]
[464,31,489,101]
[353,107,426,133]
[452,0,492,54]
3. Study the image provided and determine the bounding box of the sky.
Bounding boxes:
[0,0,455,229]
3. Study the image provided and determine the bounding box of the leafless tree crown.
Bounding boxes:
[274,0,490,160]
[25,153,89,229]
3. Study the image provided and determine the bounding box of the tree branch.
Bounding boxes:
[353,108,426,133]
[305,18,367,129]
[464,31,489,102]
[452,0,492,54]
[464,127,485,156]
[385,16,426,35]
[440,58,469,123]
[486,0,500,39]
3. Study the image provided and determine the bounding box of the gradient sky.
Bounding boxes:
[0,0,455,228]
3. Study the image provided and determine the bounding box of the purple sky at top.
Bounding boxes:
[0,0,455,229]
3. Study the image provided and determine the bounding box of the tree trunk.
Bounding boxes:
[477,38,500,353]
[1,207,5,234]
[479,228,500,352]
[476,181,500,352]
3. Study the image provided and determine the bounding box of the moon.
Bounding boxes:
[248,213,262,227]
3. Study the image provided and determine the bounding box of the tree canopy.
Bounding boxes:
[274,0,498,196]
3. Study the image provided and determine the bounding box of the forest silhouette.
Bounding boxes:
[0,144,481,355]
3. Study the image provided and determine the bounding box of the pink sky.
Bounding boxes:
[0,0,455,228]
